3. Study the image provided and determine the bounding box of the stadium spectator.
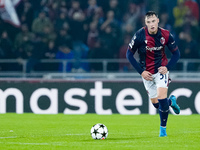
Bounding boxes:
[14,24,35,71]
[0,31,13,59]
[118,35,132,72]
[42,25,57,44]
[54,12,69,32]
[92,6,104,24]
[43,40,58,71]
[108,0,122,21]
[19,1,34,30]
[87,21,99,49]
[145,0,160,13]
[14,24,34,50]
[32,10,53,35]
[100,10,118,32]
[179,32,198,58]
[86,0,99,19]
[122,3,141,36]
[69,12,86,42]
[99,24,120,71]
[59,0,68,14]
[99,24,117,59]
[179,31,199,71]
[173,0,189,33]
[26,33,46,73]
[159,12,172,31]
[46,1,59,22]
[87,39,105,71]
[99,10,121,58]
[68,0,84,19]
[68,0,89,71]
[55,44,74,72]
[184,0,199,21]
[44,40,57,59]
[0,0,200,73]
[56,28,72,49]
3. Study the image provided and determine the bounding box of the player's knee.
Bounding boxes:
[150,97,158,103]
[157,87,168,99]
[157,95,166,99]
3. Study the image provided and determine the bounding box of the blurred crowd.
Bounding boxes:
[0,0,199,72]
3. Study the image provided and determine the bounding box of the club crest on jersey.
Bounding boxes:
[160,37,165,45]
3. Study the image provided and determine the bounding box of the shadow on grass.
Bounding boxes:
[82,135,155,142]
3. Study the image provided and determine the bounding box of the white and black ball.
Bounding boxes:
[90,123,108,140]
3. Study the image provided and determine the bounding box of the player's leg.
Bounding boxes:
[160,72,180,114]
[151,97,171,109]
[157,87,169,137]
[147,73,170,109]
[142,77,159,108]
[142,75,169,137]
[155,72,171,137]
[156,94,179,114]
[142,78,169,109]
[157,72,180,114]
[151,97,159,108]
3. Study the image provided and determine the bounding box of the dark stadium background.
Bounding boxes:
[0,0,199,114]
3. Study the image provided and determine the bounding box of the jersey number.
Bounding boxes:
[160,74,167,84]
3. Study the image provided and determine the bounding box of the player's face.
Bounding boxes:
[145,14,159,34]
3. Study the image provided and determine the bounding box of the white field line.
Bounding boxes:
[0,142,50,145]
[0,136,17,139]
[0,141,131,146]
[65,134,87,135]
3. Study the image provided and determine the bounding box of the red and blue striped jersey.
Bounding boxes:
[128,27,178,74]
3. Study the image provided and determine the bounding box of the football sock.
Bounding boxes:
[152,99,171,109]
[158,98,169,126]
[168,98,172,106]
[153,102,159,109]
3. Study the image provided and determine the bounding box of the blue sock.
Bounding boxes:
[153,102,159,109]
[152,99,171,109]
[168,98,172,106]
[158,98,169,126]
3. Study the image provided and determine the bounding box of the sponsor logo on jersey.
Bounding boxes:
[146,46,163,52]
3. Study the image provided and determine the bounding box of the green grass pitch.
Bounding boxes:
[0,114,200,150]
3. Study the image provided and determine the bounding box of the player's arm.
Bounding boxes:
[126,49,144,74]
[126,33,144,75]
[127,49,153,80]
[165,33,180,71]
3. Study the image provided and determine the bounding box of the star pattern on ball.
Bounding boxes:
[102,132,107,137]
[91,123,108,140]
[100,124,105,128]
[93,129,98,135]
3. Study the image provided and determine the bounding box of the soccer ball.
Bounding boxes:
[90,123,108,140]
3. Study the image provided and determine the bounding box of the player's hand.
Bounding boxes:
[158,66,168,75]
[141,71,153,81]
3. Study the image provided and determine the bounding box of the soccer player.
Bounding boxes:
[126,11,180,137]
